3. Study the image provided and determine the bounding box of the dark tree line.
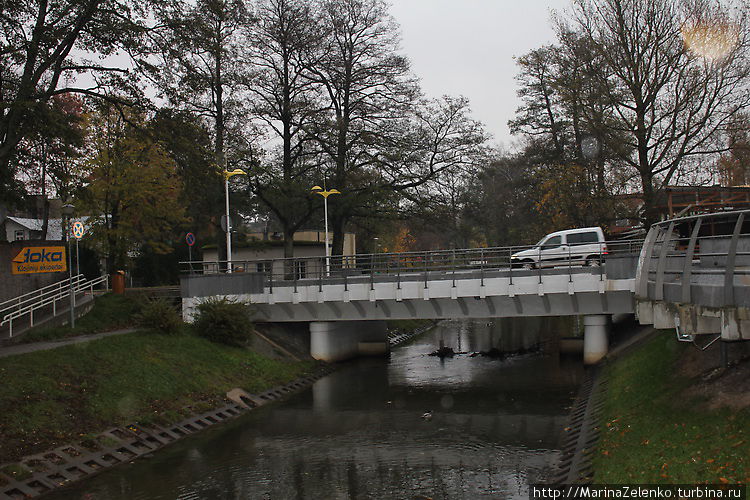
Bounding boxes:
[1,0,490,264]
[5,0,750,269]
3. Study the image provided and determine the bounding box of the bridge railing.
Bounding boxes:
[181,239,642,291]
[635,209,750,308]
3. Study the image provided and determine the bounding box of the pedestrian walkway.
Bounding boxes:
[0,327,137,358]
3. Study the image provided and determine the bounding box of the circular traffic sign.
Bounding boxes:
[71,221,85,239]
[186,232,196,247]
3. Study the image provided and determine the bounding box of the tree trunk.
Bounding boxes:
[640,169,657,229]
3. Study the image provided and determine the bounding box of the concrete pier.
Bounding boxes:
[583,314,609,365]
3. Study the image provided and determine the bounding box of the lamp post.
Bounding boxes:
[61,202,75,328]
[223,168,247,273]
[311,186,340,276]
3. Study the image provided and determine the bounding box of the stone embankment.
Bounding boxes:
[0,364,337,499]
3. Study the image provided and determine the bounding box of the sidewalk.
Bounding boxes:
[0,327,137,358]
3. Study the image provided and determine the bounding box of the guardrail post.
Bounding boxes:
[725,212,745,306]
[568,246,573,283]
[480,248,485,287]
[654,222,676,301]
[370,254,375,291]
[537,249,542,284]
[509,247,513,285]
[452,249,456,288]
[681,218,702,304]
[319,259,323,292]
[293,259,298,293]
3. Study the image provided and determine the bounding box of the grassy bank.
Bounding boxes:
[17,293,141,344]
[0,330,317,464]
[594,333,750,483]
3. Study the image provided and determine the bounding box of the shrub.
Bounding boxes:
[136,298,183,335]
[193,297,252,346]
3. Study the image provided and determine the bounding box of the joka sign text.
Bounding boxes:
[12,246,67,274]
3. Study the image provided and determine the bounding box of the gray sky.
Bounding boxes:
[389,0,572,150]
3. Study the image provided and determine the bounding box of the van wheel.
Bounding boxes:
[586,257,601,267]
[522,260,535,270]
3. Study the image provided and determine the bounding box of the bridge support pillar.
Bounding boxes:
[310,320,389,362]
[583,314,609,365]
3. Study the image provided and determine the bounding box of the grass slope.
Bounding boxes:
[0,331,316,464]
[594,333,750,483]
[17,293,141,344]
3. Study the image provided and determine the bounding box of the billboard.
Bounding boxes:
[11,246,67,274]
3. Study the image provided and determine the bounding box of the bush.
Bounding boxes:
[136,298,183,335]
[193,297,252,346]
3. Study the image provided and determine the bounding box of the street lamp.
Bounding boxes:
[61,202,75,328]
[223,168,247,273]
[311,185,340,276]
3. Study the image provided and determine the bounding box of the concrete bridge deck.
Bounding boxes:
[181,242,639,363]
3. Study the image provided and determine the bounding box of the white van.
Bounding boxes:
[511,227,607,269]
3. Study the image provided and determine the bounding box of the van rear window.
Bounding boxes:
[568,232,599,244]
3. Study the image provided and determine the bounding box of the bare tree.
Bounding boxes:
[152,0,254,259]
[303,0,418,255]
[245,0,322,258]
[568,0,750,225]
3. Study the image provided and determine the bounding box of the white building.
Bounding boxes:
[202,230,357,278]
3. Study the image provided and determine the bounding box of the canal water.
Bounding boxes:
[49,318,584,500]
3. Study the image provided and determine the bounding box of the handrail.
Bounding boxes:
[1,274,109,338]
[180,239,644,288]
[636,209,750,308]
[0,274,85,316]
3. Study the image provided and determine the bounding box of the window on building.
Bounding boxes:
[14,230,24,241]
[256,261,272,274]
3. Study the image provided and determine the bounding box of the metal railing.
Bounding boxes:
[635,209,750,308]
[1,274,109,337]
[181,239,642,292]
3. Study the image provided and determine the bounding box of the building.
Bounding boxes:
[3,217,64,241]
[609,185,750,238]
[202,230,356,278]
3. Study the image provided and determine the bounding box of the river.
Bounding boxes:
[48,318,584,499]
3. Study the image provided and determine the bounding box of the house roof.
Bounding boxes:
[6,216,90,240]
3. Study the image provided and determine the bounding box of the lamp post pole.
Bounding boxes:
[311,186,341,276]
[223,168,247,273]
[61,203,75,328]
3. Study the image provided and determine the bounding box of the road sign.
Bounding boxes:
[186,232,196,247]
[71,221,84,239]
[220,215,233,232]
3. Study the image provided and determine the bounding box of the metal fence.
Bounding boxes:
[182,239,642,293]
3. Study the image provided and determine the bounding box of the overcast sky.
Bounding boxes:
[389,0,571,150]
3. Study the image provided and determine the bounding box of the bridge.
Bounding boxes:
[181,210,750,364]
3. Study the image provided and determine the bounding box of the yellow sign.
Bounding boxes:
[11,246,67,274]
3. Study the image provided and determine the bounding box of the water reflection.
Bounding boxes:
[49,318,583,500]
